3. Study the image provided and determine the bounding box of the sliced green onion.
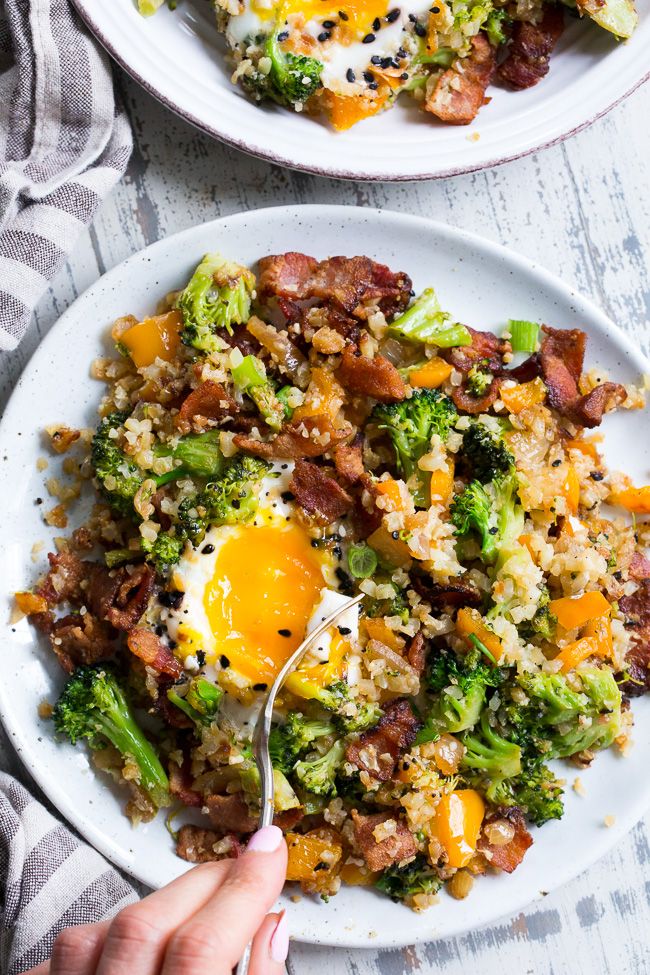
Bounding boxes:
[508,319,539,354]
[348,544,378,579]
[469,633,497,665]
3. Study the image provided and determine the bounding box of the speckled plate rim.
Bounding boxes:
[71,0,650,181]
[1,204,649,948]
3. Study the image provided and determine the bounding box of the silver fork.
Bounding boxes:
[235,592,365,975]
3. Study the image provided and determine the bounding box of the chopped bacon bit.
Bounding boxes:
[176,380,237,431]
[499,6,565,90]
[540,326,626,427]
[38,551,87,605]
[47,426,81,454]
[406,631,428,675]
[127,628,183,679]
[410,576,482,610]
[169,757,203,807]
[508,352,542,383]
[259,253,412,317]
[334,436,365,486]
[444,327,510,375]
[425,35,496,125]
[49,613,115,674]
[478,808,533,873]
[234,416,352,461]
[337,346,406,403]
[206,792,303,835]
[226,322,261,358]
[351,473,383,540]
[176,825,243,863]
[87,564,156,632]
[346,698,420,781]
[629,552,650,581]
[351,810,417,872]
[289,459,353,526]
[452,377,504,415]
[618,582,650,696]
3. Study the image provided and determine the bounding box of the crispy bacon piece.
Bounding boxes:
[234,416,352,461]
[411,576,482,610]
[169,758,203,807]
[153,676,193,729]
[336,346,406,403]
[540,326,626,427]
[38,551,87,605]
[87,564,156,632]
[48,613,115,674]
[618,582,650,696]
[629,552,650,581]
[452,377,504,415]
[127,628,183,679]
[333,436,365,486]
[258,254,412,317]
[406,632,428,675]
[176,380,237,430]
[346,698,420,781]
[508,352,542,383]
[206,793,304,835]
[351,810,417,872]
[478,808,533,873]
[425,35,496,125]
[499,7,565,90]
[444,327,510,375]
[289,459,353,526]
[176,825,243,864]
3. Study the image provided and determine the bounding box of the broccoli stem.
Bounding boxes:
[388,289,471,347]
[94,705,170,808]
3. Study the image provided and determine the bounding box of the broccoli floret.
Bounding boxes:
[515,668,622,759]
[417,648,504,741]
[229,350,285,432]
[167,676,222,727]
[364,582,410,625]
[466,363,493,397]
[294,740,346,797]
[265,30,323,106]
[461,711,522,803]
[177,454,271,546]
[53,665,170,809]
[154,431,225,479]
[508,759,565,826]
[268,711,335,774]
[387,289,471,348]
[375,855,442,904]
[485,7,512,45]
[451,470,524,568]
[519,587,557,641]
[462,421,515,484]
[285,675,381,733]
[141,531,185,573]
[372,389,457,506]
[178,253,255,352]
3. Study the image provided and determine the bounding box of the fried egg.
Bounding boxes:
[163,463,356,692]
[226,0,433,101]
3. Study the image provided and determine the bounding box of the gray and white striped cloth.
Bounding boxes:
[0,0,133,351]
[0,772,138,975]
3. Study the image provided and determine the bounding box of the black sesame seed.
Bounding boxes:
[400,71,409,79]
[362,32,375,42]
[339,9,348,19]
[590,471,604,481]
[333,545,342,558]
[281,490,295,502]
[196,649,206,667]
[551,459,562,467]
[35,497,43,505]
[613,570,623,581]
[220,654,230,668]
[278,628,292,637]
[231,498,240,509]
[386,7,400,21]
[363,70,374,82]
[277,29,289,40]
[155,625,165,637]
[253,682,268,691]
[323,19,335,27]
[346,67,356,82]
[368,81,378,89]
[281,464,288,470]
[318,30,331,41]
[408,12,416,20]
[391,530,400,539]
[335,567,354,594]
[372,16,381,30]
[370,54,382,64]
[489,526,498,535]
[201,543,215,554]
[431,4,440,11]
[380,56,393,68]
[158,589,184,610]
[338,626,352,636]
[414,21,426,36]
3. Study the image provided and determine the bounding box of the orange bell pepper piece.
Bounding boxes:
[429,458,455,503]
[339,862,379,886]
[582,614,613,657]
[561,464,580,515]
[565,438,600,462]
[375,478,405,512]
[518,533,536,559]
[500,378,546,414]
[456,608,503,662]
[554,637,598,672]
[363,618,405,652]
[409,359,453,389]
[120,310,182,368]
[323,90,388,131]
[549,591,610,631]
[433,790,485,868]
[611,486,650,515]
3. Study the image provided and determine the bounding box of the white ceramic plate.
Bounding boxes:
[72,0,649,180]
[0,205,648,947]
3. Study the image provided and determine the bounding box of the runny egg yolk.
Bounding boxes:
[252,0,390,33]
[204,523,327,684]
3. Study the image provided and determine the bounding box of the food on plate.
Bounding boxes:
[18,248,650,910]
[138,0,638,129]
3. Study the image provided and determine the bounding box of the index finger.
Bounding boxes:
[161,825,288,975]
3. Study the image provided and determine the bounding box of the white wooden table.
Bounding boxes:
[2,67,650,975]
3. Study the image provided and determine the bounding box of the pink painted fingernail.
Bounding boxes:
[246,824,283,854]
[270,911,289,964]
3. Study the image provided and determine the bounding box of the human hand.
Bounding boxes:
[26,825,288,975]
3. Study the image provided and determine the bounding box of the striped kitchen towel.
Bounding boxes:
[0,0,133,351]
[0,773,138,975]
